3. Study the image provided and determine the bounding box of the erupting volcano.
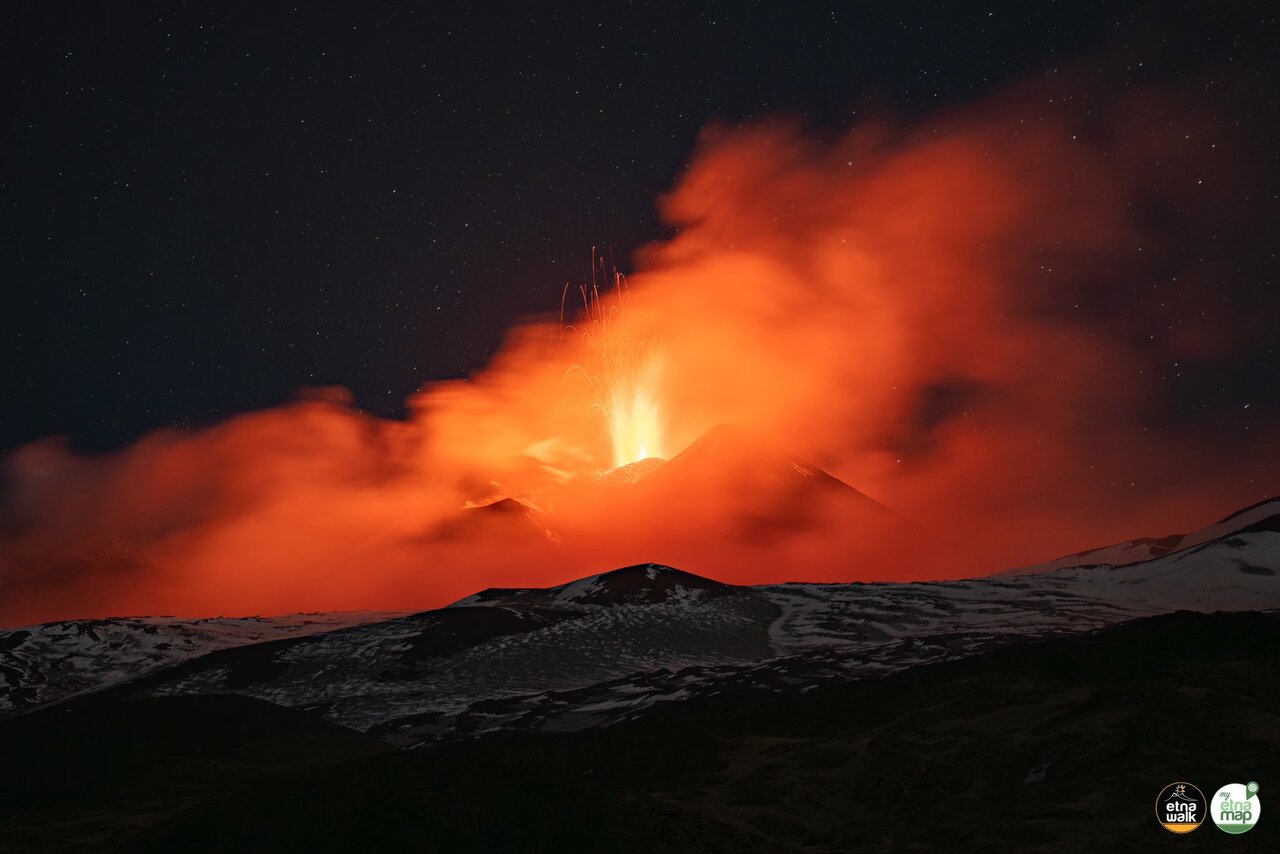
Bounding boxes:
[5,5,1280,851]
[2,43,1278,628]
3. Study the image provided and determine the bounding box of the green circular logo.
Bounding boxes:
[1210,781,1260,834]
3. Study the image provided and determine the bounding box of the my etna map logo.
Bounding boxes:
[1156,781,1206,834]
[1210,781,1261,835]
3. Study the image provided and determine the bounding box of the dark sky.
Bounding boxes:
[3,1,1275,453]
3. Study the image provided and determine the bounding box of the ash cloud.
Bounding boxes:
[3,67,1277,624]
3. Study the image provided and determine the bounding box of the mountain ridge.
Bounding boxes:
[3,493,1274,747]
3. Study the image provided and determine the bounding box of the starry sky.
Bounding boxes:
[3,1,1276,453]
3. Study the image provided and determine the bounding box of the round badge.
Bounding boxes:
[1156,781,1206,834]
[1210,781,1260,834]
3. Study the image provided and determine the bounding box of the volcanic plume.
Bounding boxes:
[2,66,1277,625]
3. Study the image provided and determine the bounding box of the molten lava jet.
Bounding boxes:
[561,271,670,472]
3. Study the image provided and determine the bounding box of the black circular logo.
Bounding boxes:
[1156,781,1206,834]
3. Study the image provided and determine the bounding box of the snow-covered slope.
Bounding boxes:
[1003,496,1277,575]
[135,565,778,735]
[769,515,1279,652]
[84,511,1280,746]
[0,611,407,716]
[366,525,1276,744]
[10,501,1278,747]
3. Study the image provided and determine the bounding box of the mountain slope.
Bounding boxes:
[0,611,406,716]
[634,423,919,544]
[466,423,925,558]
[1004,496,1278,575]
[22,500,1270,747]
[7,497,1277,750]
[10,611,1271,854]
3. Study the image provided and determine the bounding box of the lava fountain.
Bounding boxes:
[562,263,668,470]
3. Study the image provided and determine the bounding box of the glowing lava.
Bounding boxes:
[564,264,668,471]
[607,351,665,468]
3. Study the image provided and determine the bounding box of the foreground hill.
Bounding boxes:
[3,611,1276,852]
[0,496,1275,851]
[0,495,1272,750]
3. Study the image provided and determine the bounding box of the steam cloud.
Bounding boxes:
[3,67,1277,624]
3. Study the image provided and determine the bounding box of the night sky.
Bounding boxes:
[3,1,1276,454]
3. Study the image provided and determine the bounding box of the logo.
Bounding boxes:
[1156,781,1206,834]
[1210,781,1260,834]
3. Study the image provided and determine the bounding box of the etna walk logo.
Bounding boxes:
[1156,782,1206,833]
[1210,781,1261,834]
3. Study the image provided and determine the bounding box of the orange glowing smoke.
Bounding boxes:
[2,67,1278,625]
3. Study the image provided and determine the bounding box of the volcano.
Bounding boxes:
[634,423,918,545]
[474,423,924,572]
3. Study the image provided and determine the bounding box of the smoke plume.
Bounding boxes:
[3,67,1277,624]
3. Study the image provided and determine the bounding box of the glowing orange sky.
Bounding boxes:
[2,70,1277,626]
